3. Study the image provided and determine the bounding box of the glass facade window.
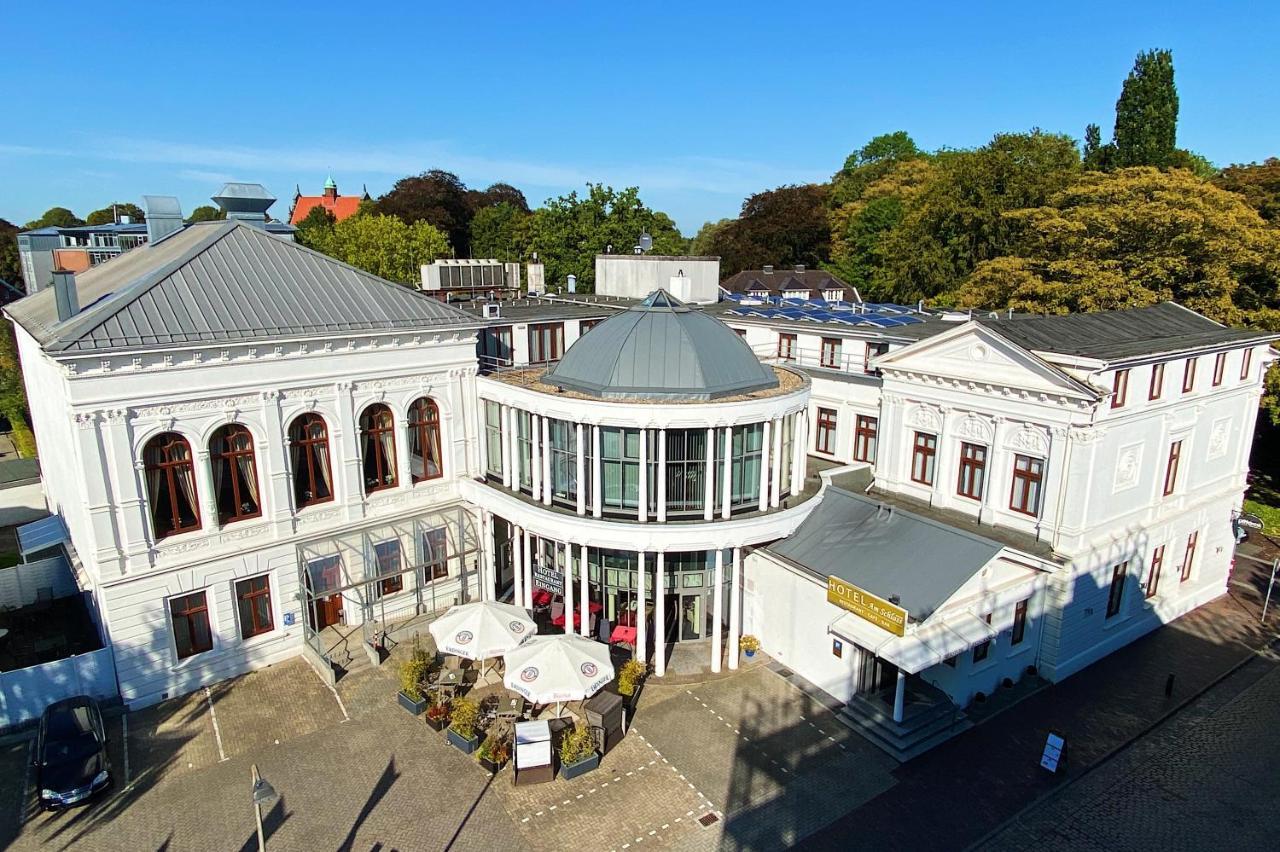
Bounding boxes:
[601,427,641,512]
[729,424,763,507]
[484,401,503,477]
[853,415,878,464]
[547,418,578,506]
[516,411,533,491]
[665,429,709,514]
[779,415,795,494]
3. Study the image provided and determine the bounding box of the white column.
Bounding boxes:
[711,548,724,673]
[395,416,414,490]
[728,546,742,670]
[703,427,715,521]
[575,423,586,516]
[591,425,603,519]
[531,415,542,499]
[505,407,517,491]
[721,426,733,519]
[477,403,489,478]
[770,416,783,508]
[523,527,534,608]
[657,428,667,523]
[791,411,805,497]
[259,391,293,525]
[512,525,524,605]
[194,449,220,531]
[638,428,648,523]
[541,416,552,506]
[893,668,906,724]
[635,550,647,664]
[654,551,666,677]
[480,511,493,601]
[758,420,772,512]
[579,543,590,638]
[562,540,573,634]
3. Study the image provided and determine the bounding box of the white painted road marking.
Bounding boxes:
[204,686,228,762]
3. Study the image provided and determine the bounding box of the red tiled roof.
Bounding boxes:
[289,195,363,225]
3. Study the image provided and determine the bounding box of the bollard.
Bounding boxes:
[1165,673,1175,698]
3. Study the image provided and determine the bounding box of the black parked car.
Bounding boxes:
[34,696,112,810]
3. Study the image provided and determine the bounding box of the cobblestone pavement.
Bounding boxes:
[979,649,1280,852]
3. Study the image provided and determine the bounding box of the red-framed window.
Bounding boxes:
[1149,363,1164,400]
[1009,455,1044,517]
[360,404,398,494]
[408,397,443,482]
[1212,353,1226,386]
[529,322,565,363]
[1242,348,1253,381]
[1181,531,1198,582]
[853,415,878,463]
[289,414,334,509]
[374,539,404,596]
[1163,440,1182,496]
[777,333,796,361]
[170,591,213,659]
[815,408,837,455]
[210,424,261,525]
[864,342,889,375]
[235,575,274,639]
[1111,369,1129,408]
[911,432,937,485]
[957,442,987,500]
[579,318,600,336]
[1011,599,1029,646]
[1145,545,1165,599]
[1182,358,1197,393]
[143,432,201,538]
[1106,562,1127,618]
[820,337,841,369]
[421,527,449,582]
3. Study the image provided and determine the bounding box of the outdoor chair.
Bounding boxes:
[550,601,565,623]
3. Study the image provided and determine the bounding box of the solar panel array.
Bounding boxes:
[722,296,926,328]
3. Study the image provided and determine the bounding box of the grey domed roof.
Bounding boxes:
[544,290,779,400]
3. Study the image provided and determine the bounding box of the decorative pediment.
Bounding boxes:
[876,322,1098,402]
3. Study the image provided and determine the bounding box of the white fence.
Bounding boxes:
[0,555,77,609]
[0,647,117,730]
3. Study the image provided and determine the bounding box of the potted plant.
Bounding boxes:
[558,722,599,780]
[397,638,431,715]
[740,634,761,659]
[424,694,450,731]
[476,733,511,774]
[617,658,648,715]
[446,697,480,754]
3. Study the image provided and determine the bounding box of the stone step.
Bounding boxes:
[836,698,972,762]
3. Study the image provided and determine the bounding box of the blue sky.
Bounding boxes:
[3,2,1278,235]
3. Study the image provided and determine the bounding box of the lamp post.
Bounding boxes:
[251,764,278,851]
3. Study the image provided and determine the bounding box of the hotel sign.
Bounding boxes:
[827,576,907,637]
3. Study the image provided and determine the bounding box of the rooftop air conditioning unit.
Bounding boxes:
[482,303,501,319]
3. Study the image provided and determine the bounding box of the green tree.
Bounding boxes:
[0,323,35,456]
[187,205,225,223]
[0,219,21,289]
[294,205,337,251]
[1214,158,1280,221]
[85,203,145,225]
[307,213,450,284]
[689,219,734,256]
[525,184,685,290]
[877,130,1081,303]
[705,184,830,277]
[1081,123,1115,171]
[468,202,529,262]
[375,170,472,256]
[827,158,936,296]
[24,207,84,229]
[1113,49,1179,168]
[830,131,925,205]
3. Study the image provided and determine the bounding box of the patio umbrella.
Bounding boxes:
[502,634,615,717]
[428,600,538,677]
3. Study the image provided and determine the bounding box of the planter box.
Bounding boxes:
[744,649,757,659]
[447,729,479,754]
[425,713,449,732]
[478,756,508,774]
[559,752,599,781]
[397,691,428,716]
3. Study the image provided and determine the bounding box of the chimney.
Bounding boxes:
[763,265,774,274]
[53,270,79,322]
[567,274,577,294]
[212,183,277,229]
[794,264,806,273]
[143,195,185,244]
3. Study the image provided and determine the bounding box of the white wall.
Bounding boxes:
[0,647,117,731]
[594,256,719,303]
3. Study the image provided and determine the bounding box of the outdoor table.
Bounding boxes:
[495,694,525,721]
[610,624,638,647]
[432,669,462,699]
[550,608,600,629]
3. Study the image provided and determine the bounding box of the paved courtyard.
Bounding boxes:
[0,652,873,851]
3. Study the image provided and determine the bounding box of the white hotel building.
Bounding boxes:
[6,230,1275,758]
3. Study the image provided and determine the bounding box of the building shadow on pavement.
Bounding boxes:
[337,755,399,852]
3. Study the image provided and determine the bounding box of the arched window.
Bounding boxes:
[407,397,443,482]
[143,432,200,538]
[360,404,398,494]
[288,414,333,509]
[209,424,261,524]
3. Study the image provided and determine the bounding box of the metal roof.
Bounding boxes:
[5,220,479,354]
[16,514,67,557]
[544,289,778,400]
[766,487,1004,621]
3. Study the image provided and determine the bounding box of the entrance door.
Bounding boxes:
[306,556,344,631]
[312,593,343,630]
[680,593,703,641]
[664,594,679,643]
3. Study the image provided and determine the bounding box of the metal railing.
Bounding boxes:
[751,342,879,377]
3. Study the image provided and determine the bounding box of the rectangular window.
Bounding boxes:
[972,613,993,663]
[528,322,564,364]
[1149,363,1164,400]
[1111,369,1129,408]
[864,342,889,376]
[853,415,878,464]
[957,442,987,500]
[579,318,600,336]
[547,418,578,506]
[1242,348,1253,381]
[479,325,513,370]
[729,424,764,507]
[516,411,533,490]
[815,408,837,455]
[1106,562,1127,618]
[170,591,213,659]
[484,401,503,478]
[1145,545,1165,599]
[1163,440,1182,496]
[1011,599,1028,646]
[1009,455,1044,516]
[235,575,274,640]
[777,333,796,361]
[421,527,448,582]
[374,539,404,596]
[1182,358,1197,393]
[1212,352,1226,386]
[601,427,641,510]
[820,337,841,369]
[1181,531,1198,582]
[911,432,937,485]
